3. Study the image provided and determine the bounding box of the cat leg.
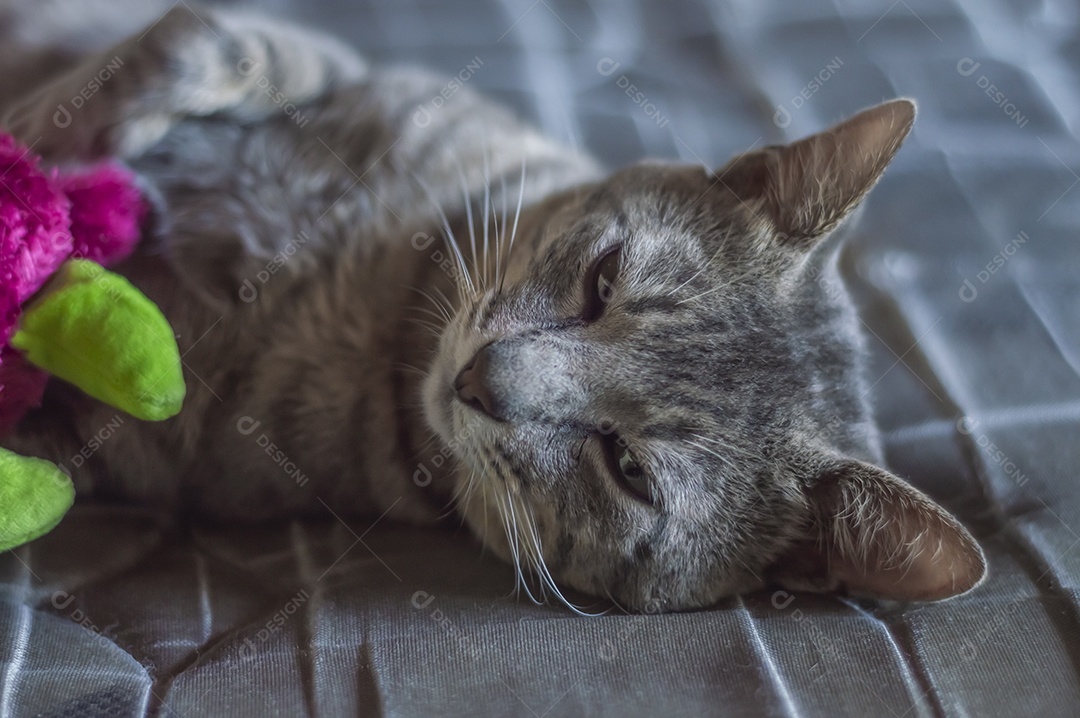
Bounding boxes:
[2,4,366,160]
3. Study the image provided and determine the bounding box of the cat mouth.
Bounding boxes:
[439,380,459,437]
[419,361,457,445]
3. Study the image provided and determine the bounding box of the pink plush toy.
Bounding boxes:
[0,130,185,552]
[0,132,145,431]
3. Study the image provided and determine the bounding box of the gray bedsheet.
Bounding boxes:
[2,0,1078,715]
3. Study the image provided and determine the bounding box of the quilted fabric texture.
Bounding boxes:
[2,0,1079,715]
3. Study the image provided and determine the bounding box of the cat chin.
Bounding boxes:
[424,386,493,455]
[420,363,455,442]
[422,315,492,449]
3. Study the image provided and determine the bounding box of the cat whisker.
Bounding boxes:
[501,490,533,602]
[515,498,603,617]
[414,174,475,300]
[494,488,530,602]
[403,286,454,324]
[674,266,756,306]
[601,587,631,615]
[439,467,476,520]
[520,507,552,604]
[483,461,602,617]
[451,156,481,292]
[407,430,442,465]
[675,280,730,306]
[394,360,431,376]
[685,437,742,475]
[666,271,704,298]
[690,432,761,465]
[687,436,767,507]
[502,486,545,605]
[489,194,501,295]
[459,471,482,518]
[481,146,492,292]
[518,505,547,603]
[403,317,444,339]
[665,235,732,297]
[500,157,527,295]
[497,169,508,293]
[407,302,448,321]
[430,452,469,519]
[430,284,457,320]
[406,327,441,342]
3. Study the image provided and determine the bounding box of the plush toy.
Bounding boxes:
[0,130,185,551]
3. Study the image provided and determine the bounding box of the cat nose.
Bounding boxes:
[454,346,501,421]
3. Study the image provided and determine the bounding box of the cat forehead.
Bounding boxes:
[595,164,750,225]
[600,163,716,201]
[535,164,764,276]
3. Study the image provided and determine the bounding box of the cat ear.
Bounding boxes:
[768,458,985,601]
[718,99,915,247]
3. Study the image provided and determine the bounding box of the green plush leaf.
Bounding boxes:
[0,448,74,551]
[12,259,186,421]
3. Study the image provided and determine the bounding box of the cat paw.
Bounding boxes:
[2,83,174,161]
[1,6,205,160]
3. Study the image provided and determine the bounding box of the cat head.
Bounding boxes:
[422,99,986,612]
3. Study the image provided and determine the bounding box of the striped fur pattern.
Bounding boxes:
[0,5,984,611]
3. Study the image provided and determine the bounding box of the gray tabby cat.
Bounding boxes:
[1,4,985,612]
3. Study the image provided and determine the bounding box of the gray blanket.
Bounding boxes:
[1,0,1077,715]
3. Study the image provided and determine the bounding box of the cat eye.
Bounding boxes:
[581,245,621,322]
[600,432,655,505]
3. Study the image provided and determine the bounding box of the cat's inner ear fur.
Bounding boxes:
[768,458,986,601]
[718,98,915,248]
